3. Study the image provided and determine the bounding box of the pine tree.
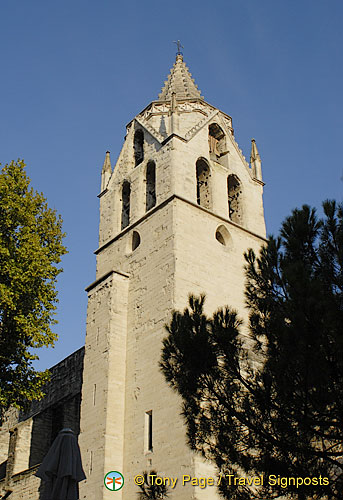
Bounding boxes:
[160,201,343,500]
[0,160,67,422]
[136,471,169,499]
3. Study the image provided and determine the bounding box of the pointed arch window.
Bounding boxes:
[146,161,156,212]
[134,129,144,166]
[196,159,211,209]
[121,181,131,230]
[227,175,242,224]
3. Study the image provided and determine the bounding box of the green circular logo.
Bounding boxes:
[104,471,124,491]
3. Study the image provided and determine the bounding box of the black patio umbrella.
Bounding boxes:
[36,428,86,500]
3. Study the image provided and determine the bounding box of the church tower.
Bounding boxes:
[79,52,266,500]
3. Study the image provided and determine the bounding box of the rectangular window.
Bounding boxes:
[145,410,153,453]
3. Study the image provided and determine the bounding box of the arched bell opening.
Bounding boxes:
[227,174,243,224]
[134,129,144,166]
[146,161,156,212]
[209,123,226,158]
[196,158,211,209]
[121,181,131,230]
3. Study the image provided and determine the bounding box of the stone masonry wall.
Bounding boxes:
[0,347,84,500]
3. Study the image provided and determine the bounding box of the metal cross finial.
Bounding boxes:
[173,40,184,56]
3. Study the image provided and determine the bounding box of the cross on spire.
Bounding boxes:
[173,40,184,56]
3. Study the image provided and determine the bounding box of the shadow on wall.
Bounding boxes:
[29,394,81,468]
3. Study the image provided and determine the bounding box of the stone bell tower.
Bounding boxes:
[79,52,266,500]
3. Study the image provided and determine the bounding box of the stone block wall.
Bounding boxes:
[0,347,84,500]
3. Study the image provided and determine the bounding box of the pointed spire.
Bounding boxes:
[250,139,262,181]
[158,55,203,101]
[101,151,112,192]
[250,139,261,163]
[102,151,112,173]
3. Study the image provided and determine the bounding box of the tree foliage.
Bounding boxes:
[160,201,343,500]
[0,160,67,421]
[136,471,169,500]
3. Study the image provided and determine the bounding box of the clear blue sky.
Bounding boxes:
[1,0,342,370]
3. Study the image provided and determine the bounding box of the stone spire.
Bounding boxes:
[250,139,262,182]
[158,54,203,101]
[101,151,112,192]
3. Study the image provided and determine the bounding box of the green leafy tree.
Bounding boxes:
[160,201,343,500]
[0,160,67,422]
[136,471,169,499]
